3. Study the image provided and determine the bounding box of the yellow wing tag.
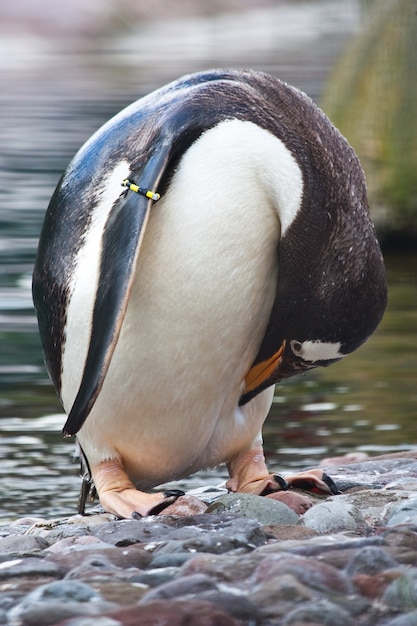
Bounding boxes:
[122,179,160,202]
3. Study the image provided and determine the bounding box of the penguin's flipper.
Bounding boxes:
[62,150,170,437]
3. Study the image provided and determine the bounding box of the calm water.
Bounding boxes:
[0,1,416,521]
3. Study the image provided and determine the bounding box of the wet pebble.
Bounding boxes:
[2,454,417,625]
[387,498,417,526]
[8,580,116,626]
[265,490,314,515]
[302,497,369,533]
[206,492,299,525]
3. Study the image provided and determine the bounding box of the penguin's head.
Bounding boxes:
[268,186,388,383]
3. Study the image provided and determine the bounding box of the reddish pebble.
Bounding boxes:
[104,599,242,625]
[353,571,402,599]
[266,491,313,515]
[158,495,208,516]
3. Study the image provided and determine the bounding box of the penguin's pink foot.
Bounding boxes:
[91,459,184,518]
[226,443,339,496]
[226,442,288,495]
[284,468,340,495]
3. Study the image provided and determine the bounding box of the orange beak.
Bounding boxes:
[244,340,286,394]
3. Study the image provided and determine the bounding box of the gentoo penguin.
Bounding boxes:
[33,69,387,518]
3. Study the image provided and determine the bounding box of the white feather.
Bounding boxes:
[64,119,303,485]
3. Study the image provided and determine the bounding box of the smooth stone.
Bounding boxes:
[87,578,148,607]
[262,524,318,541]
[345,546,400,576]
[207,493,299,525]
[385,610,417,626]
[192,590,259,623]
[45,535,107,553]
[11,517,49,527]
[180,552,262,583]
[7,580,116,626]
[63,554,144,582]
[253,553,351,595]
[339,489,415,526]
[324,456,417,490]
[46,542,152,571]
[150,551,198,569]
[266,491,314,515]
[0,556,63,581]
[383,527,417,565]
[250,572,313,611]
[140,573,218,601]
[152,516,267,555]
[384,573,417,610]
[256,532,383,558]
[91,519,174,546]
[282,598,355,626]
[388,498,417,526]
[158,495,208,516]
[302,498,369,533]
[105,599,242,625]
[352,571,402,599]
[27,522,91,542]
[0,534,49,553]
[151,534,249,556]
[128,566,180,587]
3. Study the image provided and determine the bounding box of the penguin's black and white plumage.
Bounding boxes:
[33,69,387,518]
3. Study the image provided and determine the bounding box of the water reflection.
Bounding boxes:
[0,0,416,519]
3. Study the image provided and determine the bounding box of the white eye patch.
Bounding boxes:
[290,339,345,362]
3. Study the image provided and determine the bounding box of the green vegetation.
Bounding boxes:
[322,0,417,240]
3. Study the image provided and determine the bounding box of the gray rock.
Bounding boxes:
[129,566,180,587]
[333,489,412,526]
[149,516,267,556]
[150,552,198,568]
[345,546,400,576]
[0,534,49,554]
[385,610,417,625]
[193,589,260,623]
[250,572,313,608]
[206,493,299,525]
[388,498,417,526]
[91,519,174,546]
[0,556,62,580]
[302,498,368,533]
[141,573,218,601]
[384,573,417,610]
[7,580,116,626]
[282,598,355,625]
[64,554,143,581]
[253,553,351,595]
[180,552,263,583]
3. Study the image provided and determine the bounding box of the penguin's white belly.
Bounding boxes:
[62,120,304,488]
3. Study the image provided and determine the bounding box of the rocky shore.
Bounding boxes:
[2,452,417,625]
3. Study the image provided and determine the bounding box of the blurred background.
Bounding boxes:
[0,0,416,520]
